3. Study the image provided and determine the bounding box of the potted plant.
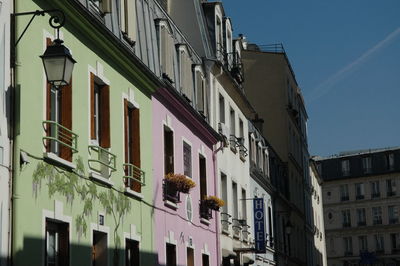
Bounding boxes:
[202,195,225,211]
[164,173,196,194]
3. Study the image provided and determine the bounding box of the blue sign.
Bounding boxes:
[253,198,266,253]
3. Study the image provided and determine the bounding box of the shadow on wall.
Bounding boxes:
[9,236,165,266]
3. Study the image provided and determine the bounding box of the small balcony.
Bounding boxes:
[42,120,78,168]
[88,145,116,177]
[373,219,382,225]
[229,135,238,153]
[232,218,243,239]
[221,212,232,234]
[241,224,250,242]
[342,222,351,228]
[389,218,399,224]
[123,163,145,195]
[357,221,366,226]
[163,179,181,204]
[199,201,213,220]
[387,191,396,197]
[341,196,349,201]
[371,192,381,198]
[237,137,248,161]
[344,251,353,256]
[356,195,365,200]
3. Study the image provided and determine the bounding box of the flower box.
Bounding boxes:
[164,173,196,194]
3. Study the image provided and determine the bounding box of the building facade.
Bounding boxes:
[316,147,400,266]
[308,159,327,266]
[248,121,275,266]
[242,43,310,265]
[11,0,163,264]
[0,0,11,264]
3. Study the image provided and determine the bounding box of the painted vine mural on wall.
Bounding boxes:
[32,156,131,264]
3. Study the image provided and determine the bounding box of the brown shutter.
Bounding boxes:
[132,108,141,193]
[45,38,52,152]
[124,99,129,164]
[59,80,73,161]
[99,85,110,148]
[90,73,96,139]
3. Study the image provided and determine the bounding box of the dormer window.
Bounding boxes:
[119,0,136,44]
[194,66,206,117]
[178,45,193,102]
[215,16,223,61]
[157,20,175,83]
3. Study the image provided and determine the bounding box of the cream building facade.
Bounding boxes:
[317,147,400,266]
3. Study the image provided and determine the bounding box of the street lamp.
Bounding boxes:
[13,9,76,86]
[40,39,76,86]
[285,220,293,235]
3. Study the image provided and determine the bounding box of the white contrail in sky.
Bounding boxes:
[307,26,400,103]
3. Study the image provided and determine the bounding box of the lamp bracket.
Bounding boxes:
[13,9,65,46]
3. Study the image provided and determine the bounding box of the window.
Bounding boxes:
[391,233,400,251]
[232,182,238,220]
[355,183,365,200]
[90,74,110,148]
[45,220,69,266]
[195,70,205,115]
[343,237,353,255]
[220,173,229,231]
[358,236,368,252]
[386,153,395,170]
[186,247,194,266]
[45,37,73,162]
[341,160,350,176]
[159,24,175,82]
[166,243,176,266]
[179,47,193,102]
[342,210,351,227]
[202,254,210,266]
[371,181,380,198]
[356,208,366,226]
[183,142,192,177]
[125,239,140,266]
[124,100,141,192]
[199,155,207,200]
[388,206,399,224]
[241,189,246,221]
[219,94,225,123]
[89,0,111,13]
[230,107,235,136]
[375,235,384,251]
[215,17,223,60]
[387,179,396,196]
[92,231,108,266]
[372,207,382,225]
[362,157,372,173]
[164,126,174,175]
[119,0,136,43]
[340,184,349,201]
[250,136,256,164]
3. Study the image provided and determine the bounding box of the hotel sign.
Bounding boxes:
[253,198,266,253]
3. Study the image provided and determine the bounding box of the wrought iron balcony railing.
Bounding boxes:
[43,120,78,154]
[88,145,117,175]
[123,163,145,193]
[221,212,232,233]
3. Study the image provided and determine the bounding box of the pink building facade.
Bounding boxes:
[152,86,221,266]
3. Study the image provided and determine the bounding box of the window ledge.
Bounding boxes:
[125,188,143,200]
[43,152,76,169]
[89,171,114,187]
[164,200,178,210]
[200,218,211,226]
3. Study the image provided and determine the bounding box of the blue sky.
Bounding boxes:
[222,0,400,157]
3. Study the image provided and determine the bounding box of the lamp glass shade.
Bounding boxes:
[40,40,76,86]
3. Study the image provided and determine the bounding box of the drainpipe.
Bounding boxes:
[8,0,16,264]
[212,141,223,265]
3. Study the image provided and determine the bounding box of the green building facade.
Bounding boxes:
[12,0,159,265]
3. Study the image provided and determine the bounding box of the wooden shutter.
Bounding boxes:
[124,99,129,164]
[90,73,96,139]
[99,85,110,148]
[59,80,73,161]
[132,108,141,193]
